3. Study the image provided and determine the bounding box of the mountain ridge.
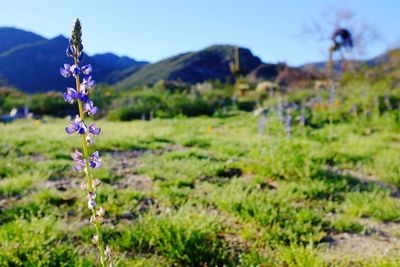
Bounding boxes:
[0,27,147,92]
[0,27,399,93]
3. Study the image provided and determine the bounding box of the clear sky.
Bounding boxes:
[0,0,398,65]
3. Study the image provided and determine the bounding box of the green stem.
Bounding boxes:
[74,48,106,267]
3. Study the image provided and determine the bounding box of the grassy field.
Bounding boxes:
[2,88,400,266]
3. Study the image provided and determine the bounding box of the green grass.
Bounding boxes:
[2,84,400,266]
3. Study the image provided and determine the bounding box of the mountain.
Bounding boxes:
[0,27,147,93]
[0,35,110,92]
[2,27,398,93]
[92,53,148,84]
[116,45,262,88]
[92,53,147,70]
[0,27,45,54]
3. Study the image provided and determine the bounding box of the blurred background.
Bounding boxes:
[0,0,399,120]
[2,1,400,266]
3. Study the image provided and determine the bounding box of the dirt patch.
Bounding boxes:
[108,145,185,190]
[217,167,243,178]
[116,174,153,191]
[328,167,399,194]
[157,144,186,154]
[108,150,152,191]
[43,178,80,191]
[324,218,400,260]
[29,153,48,162]
[0,196,21,209]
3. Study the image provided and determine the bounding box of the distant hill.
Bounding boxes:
[0,27,147,93]
[365,48,400,79]
[92,53,148,85]
[116,45,262,88]
[300,48,400,80]
[92,53,147,70]
[0,27,45,54]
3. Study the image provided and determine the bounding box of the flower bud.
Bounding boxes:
[87,191,96,199]
[86,134,94,146]
[105,246,112,260]
[92,234,99,245]
[90,214,104,225]
[97,206,105,217]
[80,182,88,191]
[71,18,82,50]
[93,178,102,188]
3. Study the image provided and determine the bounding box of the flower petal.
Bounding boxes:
[70,65,81,76]
[81,64,92,75]
[60,68,70,78]
[91,151,100,159]
[66,46,75,57]
[63,92,74,104]
[65,126,76,134]
[89,123,101,135]
[88,106,98,116]
[77,92,89,103]
[66,87,77,97]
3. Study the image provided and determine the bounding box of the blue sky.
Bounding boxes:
[1,0,398,65]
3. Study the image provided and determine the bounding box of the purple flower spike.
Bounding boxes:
[81,64,92,75]
[63,87,77,104]
[89,123,101,135]
[85,101,98,116]
[60,64,72,78]
[82,76,95,89]
[89,151,102,169]
[70,65,81,76]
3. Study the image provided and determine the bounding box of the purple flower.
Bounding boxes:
[64,87,89,104]
[71,149,85,172]
[60,64,72,78]
[89,123,101,135]
[63,87,77,104]
[87,191,96,200]
[85,123,101,146]
[65,116,87,135]
[85,101,98,116]
[88,199,96,210]
[86,134,95,146]
[89,151,102,169]
[78,52,84,63]
[82,76,95,89]
[66,45,75,57]
[77,91,89,103]
[70,65,81,76]
[81,64,92,75]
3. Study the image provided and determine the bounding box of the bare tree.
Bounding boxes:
[301,5,379,78]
